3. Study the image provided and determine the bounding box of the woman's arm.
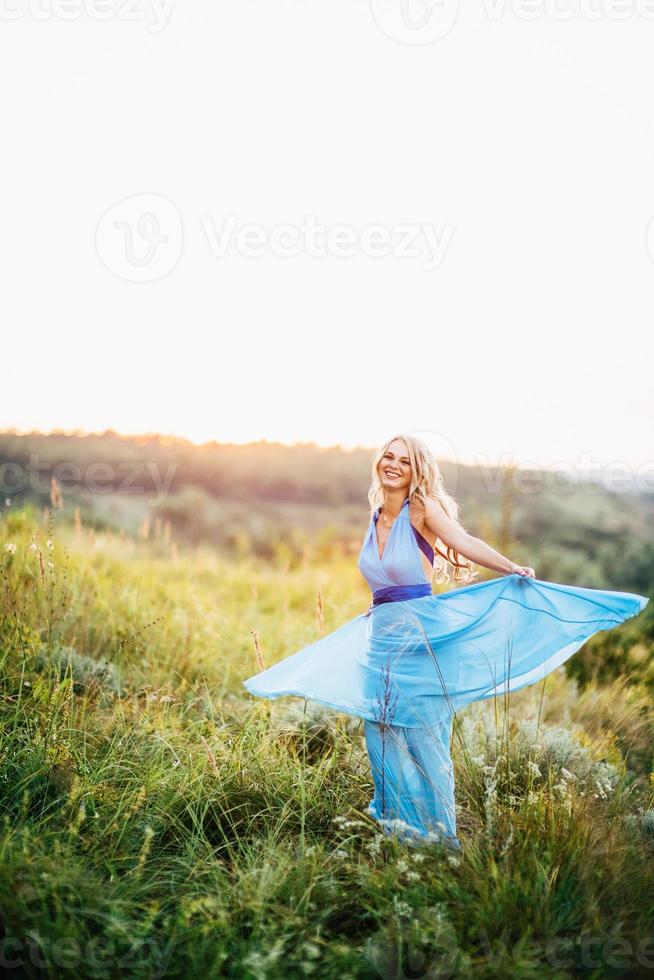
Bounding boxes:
[421,497,535,578]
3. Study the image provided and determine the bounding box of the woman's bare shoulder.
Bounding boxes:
[409,494,443,526]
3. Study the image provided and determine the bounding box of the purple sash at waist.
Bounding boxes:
[366,583,432,615]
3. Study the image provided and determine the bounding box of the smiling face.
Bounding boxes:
[378,438,412,495]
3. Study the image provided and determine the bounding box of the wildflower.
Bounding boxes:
[366,832,385,856]
[46,540,53,550]
[527,761,541,778]
[405,870,421,882]
[3,543,16,554]
[333,850,348,859]
[301,942,321,960]
[381,817,417,836]
[542,727,578,766]
[243,940,285,973]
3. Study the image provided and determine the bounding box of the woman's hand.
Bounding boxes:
[510,563,536,579]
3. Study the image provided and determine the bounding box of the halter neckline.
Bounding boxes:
[372,496,435,567]
[373,500,405,562]
[376,496,409,520]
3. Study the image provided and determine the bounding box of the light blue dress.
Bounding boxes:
[243,497,649,849]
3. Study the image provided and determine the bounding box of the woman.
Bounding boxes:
[244,434,649,852]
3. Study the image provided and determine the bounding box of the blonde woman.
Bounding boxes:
[244,434,648,851]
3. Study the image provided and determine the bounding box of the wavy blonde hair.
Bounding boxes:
[368,433,477,586]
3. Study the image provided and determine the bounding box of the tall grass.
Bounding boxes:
[0,504,652,978]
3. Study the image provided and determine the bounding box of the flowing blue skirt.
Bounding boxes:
[244,573,648,845]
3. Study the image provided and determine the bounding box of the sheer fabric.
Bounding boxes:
[244,497,649,847]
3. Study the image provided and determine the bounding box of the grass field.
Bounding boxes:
[1,503,653,978]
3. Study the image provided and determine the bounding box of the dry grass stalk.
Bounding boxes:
[37,546,46,590]
[200,735,219,777]
[316,589,325,634]
[250,628,266,672]
[50,477,64,510]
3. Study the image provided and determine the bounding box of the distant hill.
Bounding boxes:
[1,430,652,593]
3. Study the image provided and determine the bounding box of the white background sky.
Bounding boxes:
[2,0,653,474]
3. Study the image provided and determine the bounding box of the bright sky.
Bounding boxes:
[2,1,653,475]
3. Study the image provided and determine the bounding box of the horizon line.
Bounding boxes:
[0,425,621,477]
